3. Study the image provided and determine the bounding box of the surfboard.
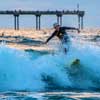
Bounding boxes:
[71,59,80,66]
[64,58,81,74]
[64,58,80,68]
[69,59,81,74]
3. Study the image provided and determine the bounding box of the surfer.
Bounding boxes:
[45,23,80,53]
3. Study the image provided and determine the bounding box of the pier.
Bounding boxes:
[0,10,85,30]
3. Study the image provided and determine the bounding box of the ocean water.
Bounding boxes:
[0,35,100,100]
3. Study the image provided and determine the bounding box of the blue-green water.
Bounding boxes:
[0,38,100,100]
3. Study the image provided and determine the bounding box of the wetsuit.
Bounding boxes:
[46,26,78,53]
[46,26,77,43]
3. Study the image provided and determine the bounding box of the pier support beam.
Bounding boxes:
[78,15,81,29]
[36,15,41,30]
[14,15,19,30]
[39,15,41,30]
[78,15,84,30]
[17,16,19,30]
[36,15,38,30]
[57,15,62,26]
[14,15,16,30]
[81,16,83,29]
[60,15,62,26]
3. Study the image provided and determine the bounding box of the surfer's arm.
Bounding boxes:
[45,31,56,44]
[63,27,80,33]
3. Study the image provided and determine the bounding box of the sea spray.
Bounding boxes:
[33,54,72,89]
[33,39,100,90]
[0,44,45,91]
[0,39,100,91]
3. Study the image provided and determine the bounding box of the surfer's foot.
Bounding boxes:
[64,48,67,54]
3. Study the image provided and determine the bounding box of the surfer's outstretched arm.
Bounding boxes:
[63,27,80,33]
[45,31,56,44]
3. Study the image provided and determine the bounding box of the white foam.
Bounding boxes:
[0,38,100,91]
[0,44,45,91]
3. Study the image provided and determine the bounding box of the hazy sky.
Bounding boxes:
[0,0,99,28]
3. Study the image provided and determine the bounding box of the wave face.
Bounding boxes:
[0,39,100,91]
[0,45,45,91]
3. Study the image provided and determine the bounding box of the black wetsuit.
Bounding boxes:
[46,26,77,43]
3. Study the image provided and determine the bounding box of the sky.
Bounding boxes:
[0,0,100,29]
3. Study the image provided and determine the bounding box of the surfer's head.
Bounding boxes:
[53,23,60,30]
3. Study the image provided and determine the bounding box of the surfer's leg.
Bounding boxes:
[62,35,70,54]
[64,48,67,54]
[63,41,69,54]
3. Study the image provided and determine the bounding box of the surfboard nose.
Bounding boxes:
[71,59,80,66]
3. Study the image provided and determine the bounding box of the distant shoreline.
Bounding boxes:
[0,28,100,32]
[0,28,99,51]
